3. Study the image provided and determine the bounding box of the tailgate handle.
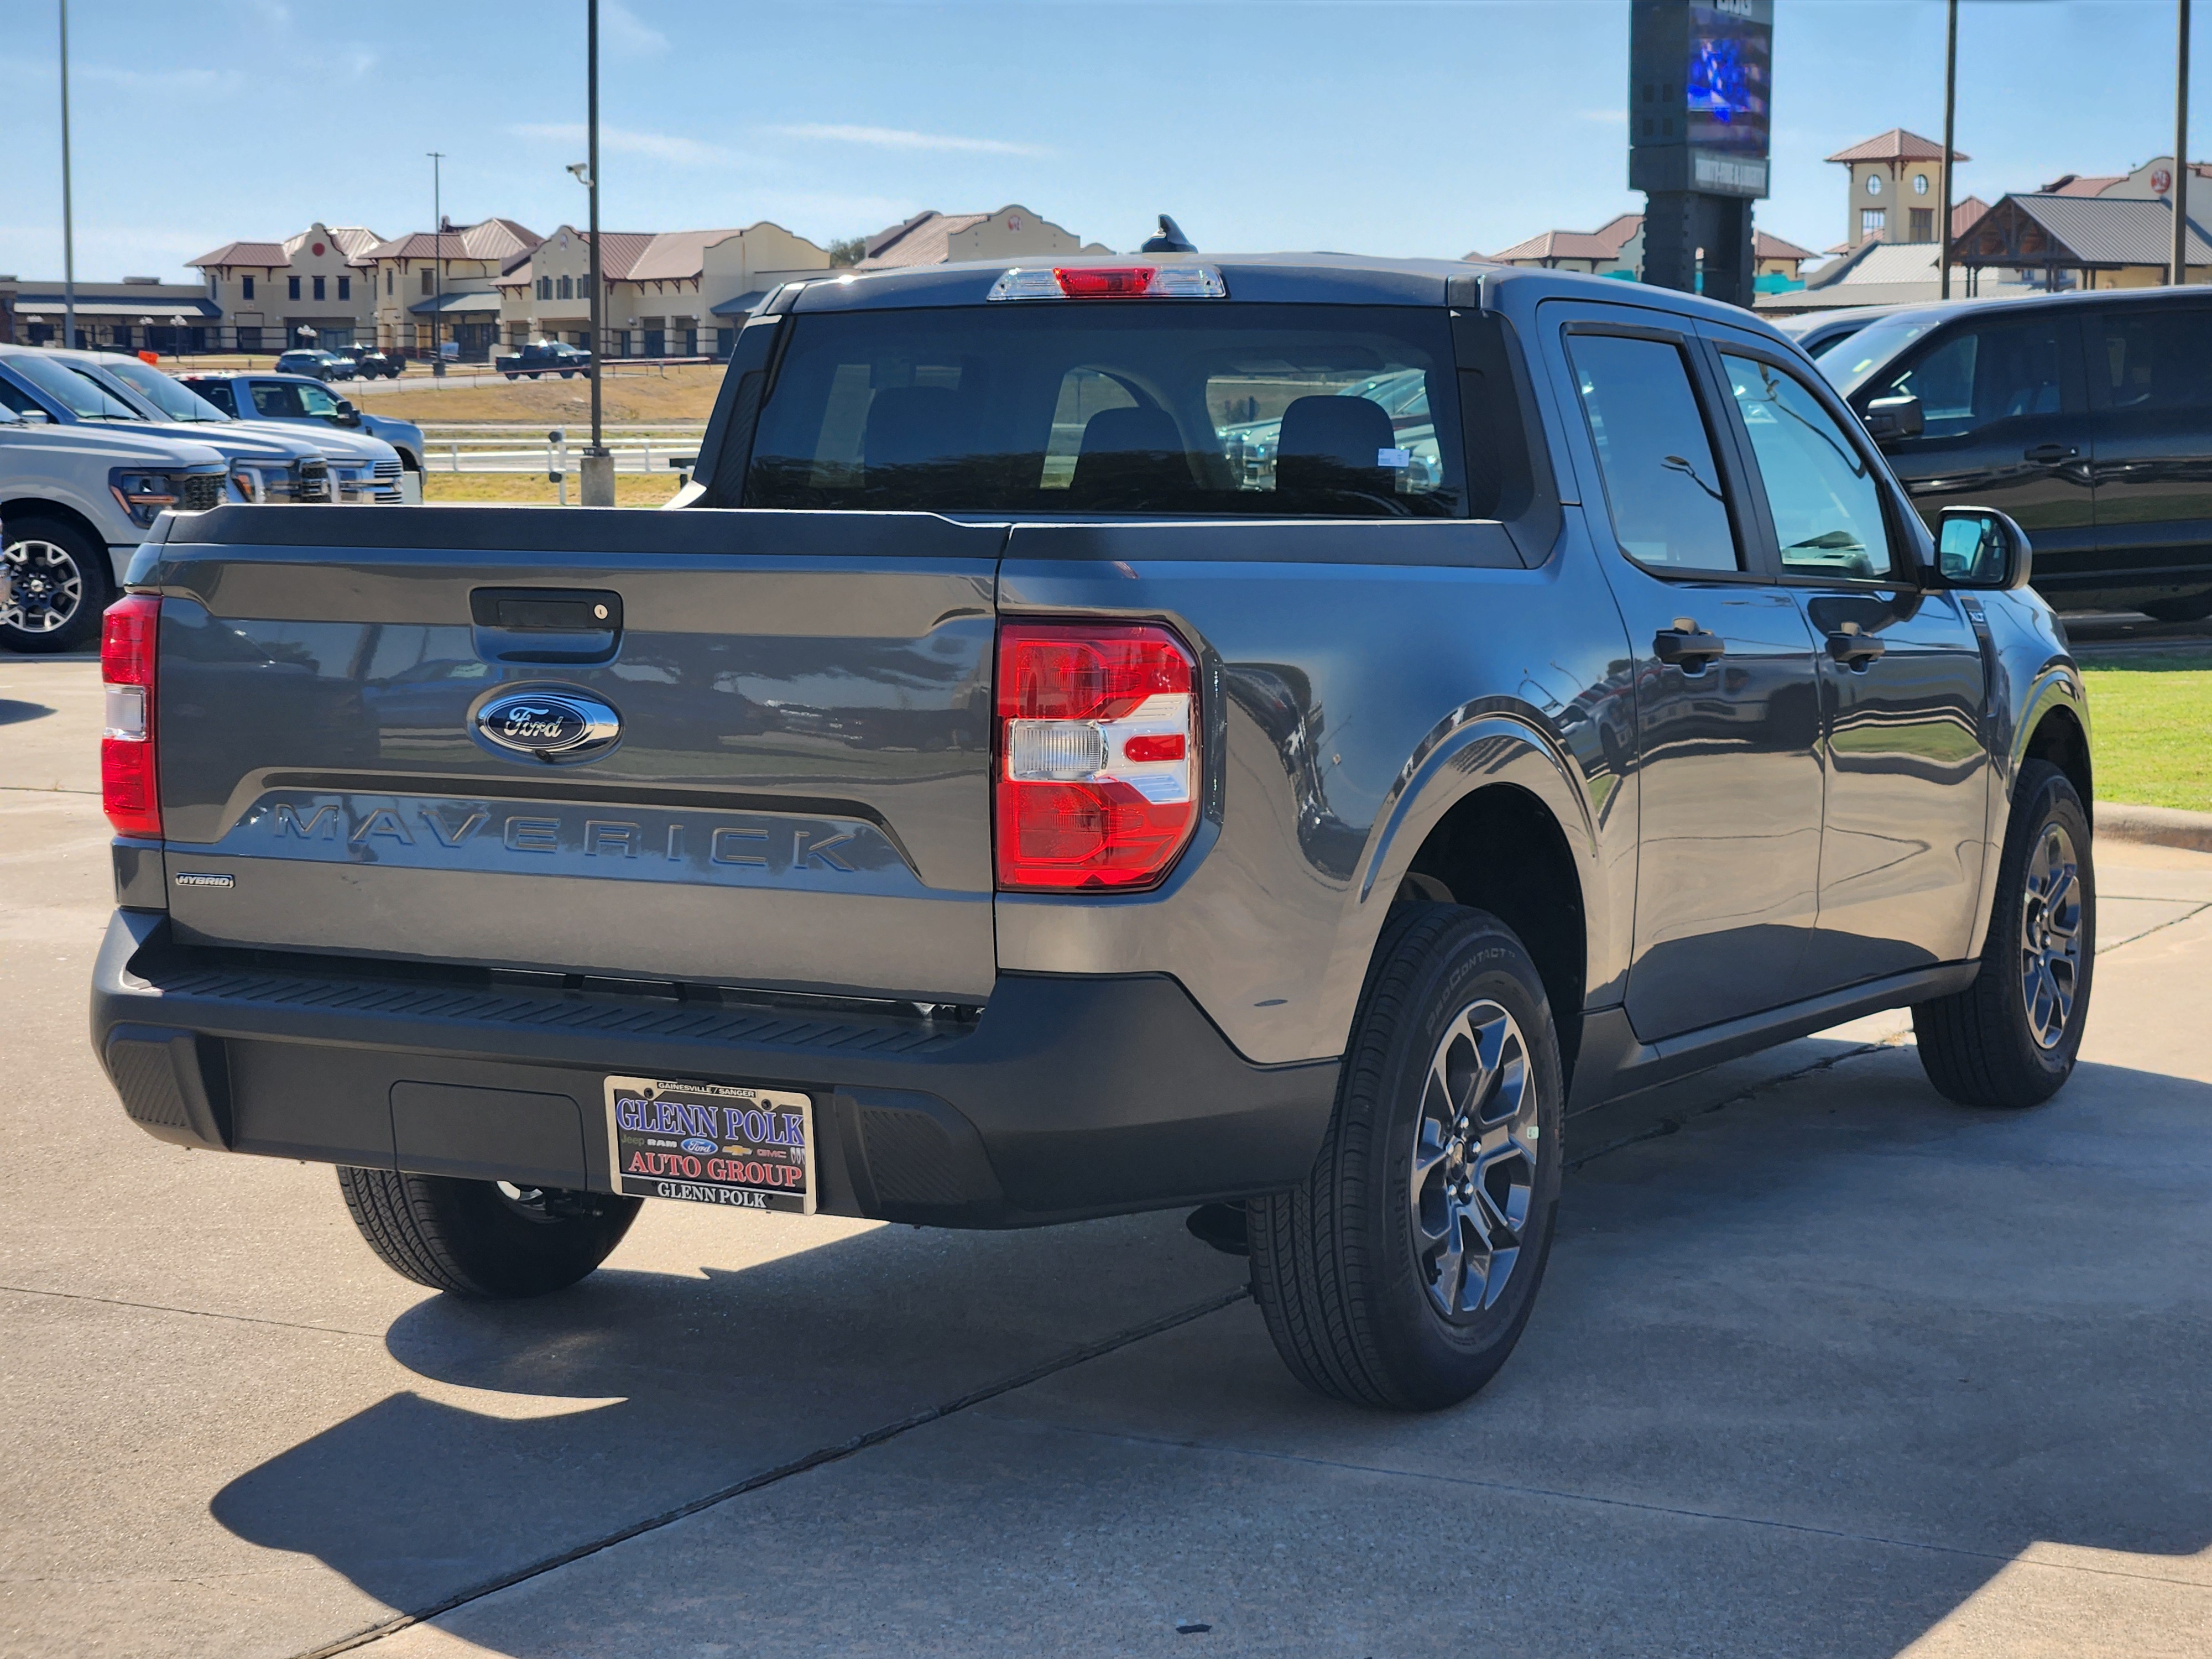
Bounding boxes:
[470,587,623,664]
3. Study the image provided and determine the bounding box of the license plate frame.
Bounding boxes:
[603,1074,817,1215]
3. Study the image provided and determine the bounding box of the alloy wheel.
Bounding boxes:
[1408,999,1540,1318]
[1,540,85,634]
[2019,823,2084,1050]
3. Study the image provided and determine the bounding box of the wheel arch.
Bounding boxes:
[2020,696,2092,822]
[1354,713,1612,1093]
[3,495,109,557]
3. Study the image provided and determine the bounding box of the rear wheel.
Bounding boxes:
[2140,591,2212,623]
[2,518,111,654]
[1913,760,2094,1108]
[336,1166,641,1297]
[1250,905,1563,1411]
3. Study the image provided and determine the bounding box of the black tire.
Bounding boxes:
[1913,760,2095,1108]
[336,1166,642,1298]
[1250,905,1564,1411]
[2140,591,2212,623]
[1,516,112,654]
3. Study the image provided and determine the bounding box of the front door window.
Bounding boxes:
[1723,353,1893,581]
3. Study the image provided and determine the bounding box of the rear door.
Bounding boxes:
[1849,309,2097,592]
[2084,298,2212,603]
[154,509,1002,1003]
[1544,302,1827,1041]
[1707,332,1990,985]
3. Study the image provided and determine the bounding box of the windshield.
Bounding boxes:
[86,358,232,422]
[742,303,1465,518]
[1820,313,1949,398]
[4,351,142,419]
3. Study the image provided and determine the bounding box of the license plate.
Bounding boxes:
[603,1075,816,1214]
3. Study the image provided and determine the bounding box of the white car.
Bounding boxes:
[0,397,229,651]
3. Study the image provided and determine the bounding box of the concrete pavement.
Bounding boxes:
[1,654,2206,1658]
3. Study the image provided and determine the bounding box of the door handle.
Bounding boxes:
[1826,628,1887,669]
[1653,622,1726,670]
[2023,443,2078,463]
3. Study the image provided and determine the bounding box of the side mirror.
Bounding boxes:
[1863,394,1924,443]
[18,408,50,425]
[1936,505,2032,591]
[334,399,359,426]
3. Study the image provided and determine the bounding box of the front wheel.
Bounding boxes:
[2,518,111,654]
[1913,760,2095,1108]
[1250,905,1563,1411]
[336,1166,641,1297]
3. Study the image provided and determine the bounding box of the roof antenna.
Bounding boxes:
[1141,213,1196,254]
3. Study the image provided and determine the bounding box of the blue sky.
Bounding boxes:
[2,0,2208,281]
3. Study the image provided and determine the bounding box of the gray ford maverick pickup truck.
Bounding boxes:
[90,256,2094,1410]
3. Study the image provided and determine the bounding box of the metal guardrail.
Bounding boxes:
[413,424,706,477]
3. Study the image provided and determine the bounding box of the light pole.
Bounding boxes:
[58,0,75,351]
[1939,0,1959,300]
[581,0,613,505]
[427,151,447,374]
[2176,0,2194,286]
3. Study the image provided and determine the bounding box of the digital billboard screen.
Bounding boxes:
[1684,3,1771,156]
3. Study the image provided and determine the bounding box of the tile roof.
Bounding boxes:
[284,225,383,259]
[1486,228,1629,263]
[1753,229,1817,262]
[190,241,288,269]
[627,228,751,283]
[1589,212,1645,252]
[360,218,542,267]
[856,211,991,269]
[2042,174,2127,197]
[1953,196,1990,236]
[1824,128,1967,165]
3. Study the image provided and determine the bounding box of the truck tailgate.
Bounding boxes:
[149,507,1002,1003]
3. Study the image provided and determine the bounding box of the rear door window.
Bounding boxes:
[1566,332,1741,573]
[2095,306,2212,409]
[741,304,1465,517]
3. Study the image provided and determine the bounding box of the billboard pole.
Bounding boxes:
[2176,0,2193,287]
[1940,0,1958,300]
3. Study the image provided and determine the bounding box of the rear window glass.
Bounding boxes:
[741,304,1465,517]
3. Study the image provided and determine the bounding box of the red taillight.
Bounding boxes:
[995,621,1199,891]
[1053,265,1157,299]
[101,593,161,838]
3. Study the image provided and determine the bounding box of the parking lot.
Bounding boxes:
[2,650,2208,1659]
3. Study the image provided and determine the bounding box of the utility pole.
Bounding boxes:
[428,151,446,374]
[58,0,75,351]
[1939,0,1959,300]
[582,0,614,505]
[2176,0,2194,286]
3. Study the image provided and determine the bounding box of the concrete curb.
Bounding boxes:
[2100,803,2212,853]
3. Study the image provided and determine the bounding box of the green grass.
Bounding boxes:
[2078,654,2212,812]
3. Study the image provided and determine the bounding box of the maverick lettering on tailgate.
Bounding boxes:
[604,1076,816,1214]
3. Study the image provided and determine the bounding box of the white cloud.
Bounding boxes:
[603,1,669,55]
[81,64,243,92]
[338,45,378,79]
[509,122,737,168]
[770,123,1050,158]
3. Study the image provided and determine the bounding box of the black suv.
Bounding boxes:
[329,345,401,380]
[1828,286,2212,620]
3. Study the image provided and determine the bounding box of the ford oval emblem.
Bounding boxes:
[473,687,622,764]
[679,1136,717,1156]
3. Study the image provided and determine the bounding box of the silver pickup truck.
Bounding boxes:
[90,257,2094,1410]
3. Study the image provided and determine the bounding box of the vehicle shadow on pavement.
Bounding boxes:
[208,1050,2212,1657]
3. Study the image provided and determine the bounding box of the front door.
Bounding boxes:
[1849,309,2098,601]
[2084,299,2212,606]
[1714,340,1991,986]
[1550,310,1826,1042]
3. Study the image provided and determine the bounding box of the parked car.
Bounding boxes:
[61,351,406,507]
[1822,285,2212,620]
[92,258,2093,1413]
[0,367,230,651]
[495,340,591,379]
[328,344,403,380]
[273,349,349,383]
[1773,303,1912,361]
[183,372,425,479]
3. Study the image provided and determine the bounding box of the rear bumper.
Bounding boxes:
[88,910,1338,1228]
